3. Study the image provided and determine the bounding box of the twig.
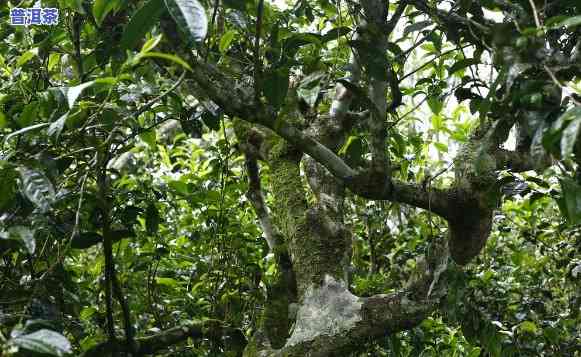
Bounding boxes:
[385,0,408,35]
[254,0,265,102]
[111,72,187,154]
[37,165,93,282]
[97,151,116,343]
[393,94,428,122]
[112,272,135,354]
[527,0,541,28]
[205,0,221,62]
[400,45,470,81]
[131,72,187,119]
[543,64,581,106]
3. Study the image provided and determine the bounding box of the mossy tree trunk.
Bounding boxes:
[153,0,568,355]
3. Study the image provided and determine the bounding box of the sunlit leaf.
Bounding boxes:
[8,226,35,254]
[10,329,72,356]
[140,130,157,149]
[428,97,443,115]
[17,48,39,67]
[47,112,69,141]
[297,71,325,107]
[551,15,581,29]
[18,167,56,213]
[403,20,433,37]
[558,106,581,158]
[559,177,581,224]
[518,321,538,334]
[164,0,208,43]
[156,277,179,287]
[3,123,50,146]
[140,35,163,54]
[138,52,192,71]
[61,81,95,109]
[219,30,237,54]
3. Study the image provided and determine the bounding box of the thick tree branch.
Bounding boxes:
[81,320,245,357]
[410,0,493,47]
[253,239,450,356]
[243,144,279,250]
[360,0,391,177]
[494,148,551,172]
[189,60,452,216]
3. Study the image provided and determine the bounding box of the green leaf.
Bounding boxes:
[468,347,482,357]
[18,167,56,213]
[448,58,480,75]
[558,106,581,158]
[434,142,448,153]
[8,226,35,254]
[168,180,190,196]
[321,26,352,43]
[219,30,237,54]
[202,111,221,131]
[386,42,403,57]
[3,123,50,146]
[47,112,70,141]
[164,0,208,43]
[551,15,581,29]
[140,130,157,149]
[71,230,134,249]
[403,20,433,37]
[110,230,135,243]
[61,81,95,109]
[93,0,120,26]
[284,33,322,52]
[427,97,443,115]
[518,321,538,334]
[19,102,39,127]
[263,67,290,109]
[545,15,569,28]
[338,135,365,166]
[121,0,166,51]
[0,111,6,128]
[17,48,39,67]
[140,35,163,54]
[297,71,325,107]
[71,232,102,249]
[138,52,192,71]
[156,277,179,287]
[297,85,320,108]
[559,177,581,225]
[80,307,97,320]
[10,329,72,356]
[531,121,548,159]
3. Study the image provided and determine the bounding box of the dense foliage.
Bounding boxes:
[0,0,580,356]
